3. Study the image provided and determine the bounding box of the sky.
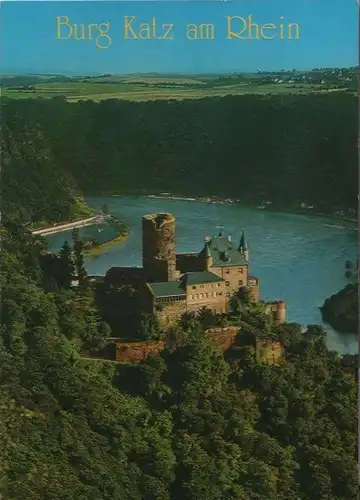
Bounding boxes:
[1,0,358,75]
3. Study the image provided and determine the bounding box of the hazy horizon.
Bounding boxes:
[1,66,355,79]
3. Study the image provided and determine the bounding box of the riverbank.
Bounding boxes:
[258,204,357,226]
[99,191,357,226]
[84,232,129,257]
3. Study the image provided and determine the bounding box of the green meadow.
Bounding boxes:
[2,74,349,102]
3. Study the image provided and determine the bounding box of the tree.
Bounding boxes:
[73,239,87,286]
[229,295,243,315]
[138,312,161,340]
[236,287,252,305]
[179,311,198,331]
[72,227,80,244]
[58,241,75,289]
[196,307,217,328]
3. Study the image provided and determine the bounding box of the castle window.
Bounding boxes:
[239,268,243,273]
[217,283,221,287]
[192,286,196,290]
[199,293,203,299]
[213,292,217,297]
[238,280,243,285]
[205,293,208,298]
[225,269,229,274]
[200,285,204,288]
[218,292,223,296]
[225,281,230,286]
[226,293,230,297]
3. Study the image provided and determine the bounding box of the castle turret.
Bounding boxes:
[238,231,249,261]
[264,301,286,324]
[142,213,177,282]
[204,242,213,270]
[276,301,286,324]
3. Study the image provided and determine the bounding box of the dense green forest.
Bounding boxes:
[2,93,357,222]
[1,93,358,499]
[1,219,358,499]
[1,112,90,225]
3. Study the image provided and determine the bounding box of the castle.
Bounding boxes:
[105,212,286,327]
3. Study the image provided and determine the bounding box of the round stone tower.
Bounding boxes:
[142,213,177,283]
[275,301,286,324]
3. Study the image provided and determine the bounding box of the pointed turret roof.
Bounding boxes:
[204,242,212,258]
[238,231,248,251]
[200,232,247,267]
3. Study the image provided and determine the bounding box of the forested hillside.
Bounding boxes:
[0,226,357,500]
[1,93,357,499]
[1,112,90,226]
[2,93,357,213]
[0,219,357,500]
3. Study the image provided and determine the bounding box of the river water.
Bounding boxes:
[47,195,358,354]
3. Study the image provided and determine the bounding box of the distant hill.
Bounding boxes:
[0,75,73,87]
[2,92,357,214]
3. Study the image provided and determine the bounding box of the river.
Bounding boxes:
[47,195,358,354]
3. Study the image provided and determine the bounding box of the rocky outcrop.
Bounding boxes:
[321,283,358,334]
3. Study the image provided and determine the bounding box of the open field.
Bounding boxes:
[2,77,351,102]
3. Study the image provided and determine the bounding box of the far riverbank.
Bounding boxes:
[100,191,357,227]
